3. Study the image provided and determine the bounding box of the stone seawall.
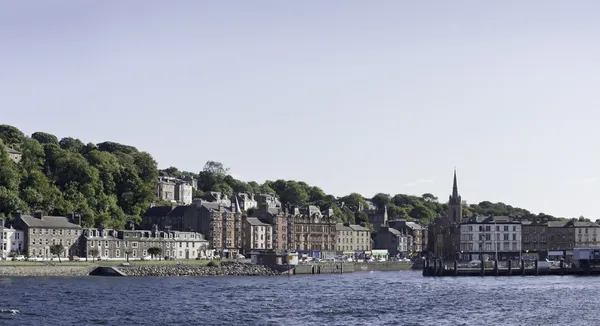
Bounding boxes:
[354,262,413,272]
[0,265,95,277]
[119,262,284,277]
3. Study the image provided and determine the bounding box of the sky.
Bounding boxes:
[1,0,600,218]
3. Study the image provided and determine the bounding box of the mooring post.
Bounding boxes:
[494,260,499,276]
[453,260,458,276]
[480,260,484,276]
[560,260,564,276]
[508,259,512,275]
[521,259,525,275]
[433,260,437,277]
[534,259,539,275]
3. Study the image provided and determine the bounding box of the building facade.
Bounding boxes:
[335,223,372,254]
[0,218,24,259]
[241,217,272,254]
[80,226,209,260]
[15,211,82,259]
[459,216,522,261]
[521,220,547,259]
[387,220,427,255]
[374,226,408,258]
[291,206,336,252]
[7,147,22,163]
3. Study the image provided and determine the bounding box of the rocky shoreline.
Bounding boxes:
[119,262,286,277]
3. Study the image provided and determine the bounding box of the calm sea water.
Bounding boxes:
[0,271,597,326]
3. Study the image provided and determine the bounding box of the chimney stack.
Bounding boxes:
[67,212,74,223]
[0,218,4,228]
[76,214,82,226]
[13,211,22,220]
[33,211,43,219]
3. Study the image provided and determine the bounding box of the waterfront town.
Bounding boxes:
[0,163,592,265]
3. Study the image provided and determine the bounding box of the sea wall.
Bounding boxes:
[0,265,95,277]
[119,262,284,276]
[353,262,413,272]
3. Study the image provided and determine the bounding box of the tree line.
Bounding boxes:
[0,124,570,230]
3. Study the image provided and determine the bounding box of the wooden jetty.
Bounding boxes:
[422,259,600,277]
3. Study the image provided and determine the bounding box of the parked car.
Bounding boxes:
[12,255,25,261]
[468,260,481,267]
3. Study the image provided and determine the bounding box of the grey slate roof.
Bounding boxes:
[405,222,424,230]
[246,217,271,227]
[350,225,370,232]
[20,215,81,229]
[336,223,353,231]
[201,202,232,212]
[143,206,174,217]
[388,228,403,236]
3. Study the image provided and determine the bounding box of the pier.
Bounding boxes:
[422,259,600,277]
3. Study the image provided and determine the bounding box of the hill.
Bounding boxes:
[0,124,569,229]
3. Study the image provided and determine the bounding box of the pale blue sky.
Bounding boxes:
[2,1,600,218]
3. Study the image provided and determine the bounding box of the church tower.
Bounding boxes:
[447,169,462,223]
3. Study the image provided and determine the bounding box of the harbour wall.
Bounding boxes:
[293,262,413,275]
[0,265,95,277]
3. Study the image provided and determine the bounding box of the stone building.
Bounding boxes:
[387,220,427,254]
[14,211,82,259]
[335,223,372,253]
[157,177,176,202]
[291,206,336,252]
[547,220,575,252]
[241,217,272,254]
[251,196,292,251]
[80,225,209,261]
[141,198,243,258]
[429,170,462,259]
[7,147,22,163]
[174,181,193,205]
[374,226,408,258]
[573,221,600,247]
[236,192,258,211]
[521,220,548,259]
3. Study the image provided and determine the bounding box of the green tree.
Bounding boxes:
[88,248,99,262]
[50,244,65,263]
[422,193,438,202]
[0,125,25,146]
[59,137,85,153]
[148,247,162,260]
[31,132,59,145]
[124,249,132,262]
[371,193,391,210]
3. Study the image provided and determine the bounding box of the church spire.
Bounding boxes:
[448,168,462,223]
[452,168,458,198]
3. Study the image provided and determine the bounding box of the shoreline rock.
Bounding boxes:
[119,262,285,277]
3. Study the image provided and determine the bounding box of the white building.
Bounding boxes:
[236,192,258,211]
[242,217,272,254]
[174,181,193,205]
[459,216,522,261]
[0,218,24,259]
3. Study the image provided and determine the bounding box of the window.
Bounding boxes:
[32,239,36,245]
[32,249,36,256]
[143,250,147,256]
[513,234,517,241]
[104,249,109,257]
[91,241,94,247]
[504,234,509,241]
[116,250,120,257]
[133,250,137,257]
[132,242,138,248]
[513,226,516,232]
